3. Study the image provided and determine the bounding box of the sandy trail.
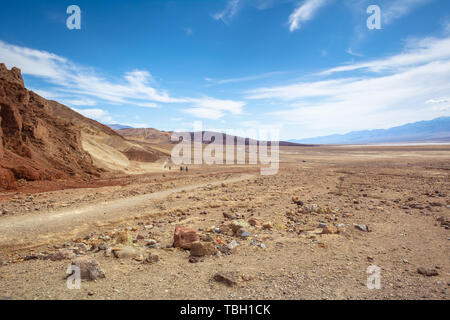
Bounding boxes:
[0,174,255,252]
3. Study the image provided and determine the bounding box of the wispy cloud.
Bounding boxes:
[346,48,364,57]
[383,0,432,25]
[182,97,246,120]
[246,35,450,137]
[288,0,328,32]
[320,36,450,75]
[72,108,113,123]
[0,40,245,120]
[204,71,287,85]
[212,0,240,23]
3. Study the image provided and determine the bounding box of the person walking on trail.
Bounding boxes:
[185,166,188,173]
[180,166,183,172]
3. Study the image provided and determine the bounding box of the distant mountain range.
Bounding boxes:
[106,124,134,130]
[289,117,450,145]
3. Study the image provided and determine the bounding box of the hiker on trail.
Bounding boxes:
[185,166,188,172]
[180,166,183,172]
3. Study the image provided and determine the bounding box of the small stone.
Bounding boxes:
[292,197,304,206]
[213,272,242,287]
[143,253,160,264]
[417,267,439,277]
[247,217,259,226]
[112,246,145,260]
[321,225,338,235]
[262,222,273,230]
[227,240,239,250]
[115,230,133,245]
[190,241,218,257]
[47,249,75,261]
[104,248,112,257]
[98,243,107,251]
[189,256,199,263]
[240,231,252,239]
[145,239,157,246]
[231,220,251,233]
[88,291,95,296]
[354,224,370,232]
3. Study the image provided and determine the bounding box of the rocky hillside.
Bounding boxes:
[0,64,102,190]
[0,64,167,191]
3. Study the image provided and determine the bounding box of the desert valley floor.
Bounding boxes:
[0,145,449,300]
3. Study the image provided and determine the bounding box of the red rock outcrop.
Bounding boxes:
[0,63,102,190]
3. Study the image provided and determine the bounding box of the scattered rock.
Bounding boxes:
[213,272,243,287]
[321,225,338,235]
[417,267,439,277]
[303,204,319,214]
[115,230,133,245]
[231,220,250,234]
[190,241,218,257]
[227,240,239,251]
[71,256,105,281]
[292,196,304,206]
[262,222,273,230]
[189,256,200,263]
[247,217,259,226]
[112,246,145,260]
[354,224,370,232]
[240,231,252,239]
[47,249,75,261]
[173,226,199,249]
[143,253,159,264]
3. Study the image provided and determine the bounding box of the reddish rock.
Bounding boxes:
[173,226,199,249]
[11,165,40,181]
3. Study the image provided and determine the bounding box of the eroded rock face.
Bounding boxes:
[173,226,199,249]
[0,63,103,189]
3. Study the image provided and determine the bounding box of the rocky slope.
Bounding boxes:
[0,64,101,190]
[0,64,167,191]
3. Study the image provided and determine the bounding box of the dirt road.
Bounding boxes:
[0,174,255,252]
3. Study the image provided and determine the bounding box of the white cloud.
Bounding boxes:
[204,71,287,85]
[346,48,364,57]
[0,40,245,120]
[288,0,327,32]
[383,0,432,25]
[321,36,450,75]
[246,35,450,137]
[183,97,246,120]
[213,0,240,23]
[72,108,113,123]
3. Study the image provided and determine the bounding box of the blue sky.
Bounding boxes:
[1,0,449,140]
